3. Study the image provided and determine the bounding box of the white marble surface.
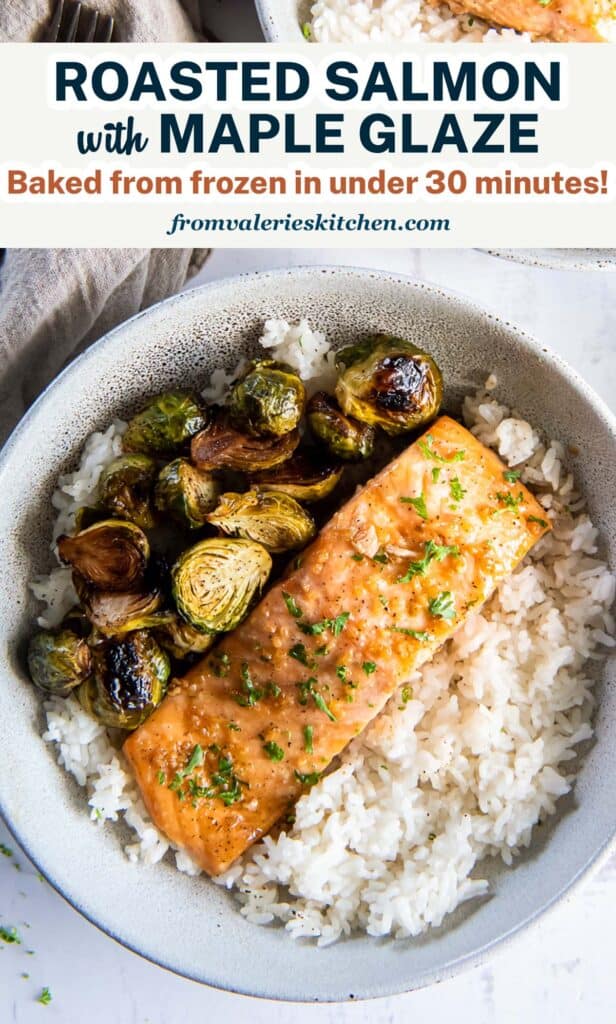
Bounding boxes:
[2,248,615,1023]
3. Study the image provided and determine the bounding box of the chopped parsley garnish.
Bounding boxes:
[227,721,240,731]
[495,490,524,511]
[156,770,165,785]
[398,539,459,583]
[314,644,329,657]
[503,469,522,483]
[537,0,551,7]
[401,685,414,703]
[295,770,320,787]
[432,467,441,483]
[351,552,364,562]
[169,744,204,791]
[372,549,389,564]
[300,611,350,638]
[450,477,466,502]
[263,741,284,762]
[400,493,429,520]
[379,595,389,609]
[236,662,263,707]
[428,591,456,621]
[313,692,336,722]
[362,661,377,675]
[391,626,431,641]
[171,747,245,807]
[336,665,348,682]
[289,642,311,666]
[282,591,302,618]
[0,843,12,858]
[301,20,312,37]
[528,515,548,528]
[266,682,281,698]
[0,925,21,944]
[418,434,465,464]
[211,651,230,677]
[37,988,52,1006]
[303,725,314,754]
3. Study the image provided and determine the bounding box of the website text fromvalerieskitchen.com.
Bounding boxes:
[0,43,615,247]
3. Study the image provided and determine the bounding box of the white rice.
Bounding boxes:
[33,321,615,943]
[308,0,616,43]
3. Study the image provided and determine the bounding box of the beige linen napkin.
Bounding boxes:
[0,2,211,442]
[0,248,210,442]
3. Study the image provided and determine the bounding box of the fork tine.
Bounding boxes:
[82,9,99,41]
[43,0,65,41]
[64,1,82,42]
[96,14,115,42]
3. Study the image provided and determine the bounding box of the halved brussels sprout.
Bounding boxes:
[123,391,208,454]
[154,458,220,529]
[57,520,149,592]
[28,629,92,697]
[98,454,158,530]
[155,614,217,660]
[207,490,316,553]
[78,586,172,636]
[250,451,343,503]
[77,630,170,730]
[172,537,272,634]
[229,360,306,438]
[74,506,105,532]
[335,335,443,436]
[191,409,299,472]
[307,391,375,461]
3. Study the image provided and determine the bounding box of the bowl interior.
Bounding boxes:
[0,267,615,1001]
[255,0,306,41]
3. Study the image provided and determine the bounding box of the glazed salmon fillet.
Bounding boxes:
[124,416,550,875]
[436,0,614,39]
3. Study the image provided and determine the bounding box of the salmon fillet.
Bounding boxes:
[124,416,550,875]
[436,0,613,40]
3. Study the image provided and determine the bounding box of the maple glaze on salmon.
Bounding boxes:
[124,416,550,875]
[437,0,613,40]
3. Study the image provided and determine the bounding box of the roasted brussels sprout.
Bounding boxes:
[78,586,172,636]
[191,409,299,472]
[28,629,92,697]
[123,391,208,454]
[98,454,158,530]
[57,520,149,592]
[77,630,170,730]
[154,458,220,529]
[229,360,306,438]
[250,451,343,503]
[74,506,105,532]
[207,490,316,553]
[172,537,272,634]
[307,391,375,461]
[335,335,443,436]
[155,614,217,660]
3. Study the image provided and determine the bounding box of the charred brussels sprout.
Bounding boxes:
[77,631,170,730]
[229,360,306,438]
[250,451,343,503]
[78,586,171,636]
[154,458,220,529]
[307,391,375,461]
[172,537,272,634]
[74,506,105,532]
[28,629,92,697]
[335,335,443,436]
[99,454,158,530]
[155,614,217,660]
[123,391,207,455]
[57,520,149,592]
[191,409,299,473]
[207,490,316,553]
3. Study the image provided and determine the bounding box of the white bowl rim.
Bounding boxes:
[1,264,616,1000]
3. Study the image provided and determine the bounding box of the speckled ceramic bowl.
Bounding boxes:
[254,0,307,40]
[483,250,616,272]
[0,267,615,1001]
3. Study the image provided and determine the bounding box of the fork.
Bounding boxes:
[43,0,115,42]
